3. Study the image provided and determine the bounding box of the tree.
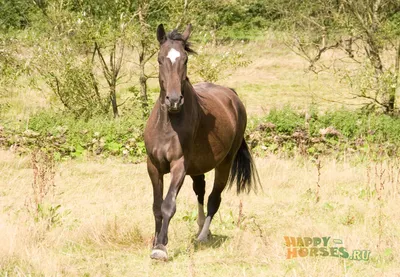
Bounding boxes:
[282,0,400,113]
[71,0,167,118]
[134,1,159,117]
[1,0,270,119]
[27,0,140,118]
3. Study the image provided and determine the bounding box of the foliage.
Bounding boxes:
[248,107,400,158]
[0,35,27,91]
[0,110,147,162]
[189,46,251,82]
[0,0,280,120]
[2,106,400,162]
[2,0,400,161]
[33,42,109,119]
[0,0,38,31]
[182,0,277,42]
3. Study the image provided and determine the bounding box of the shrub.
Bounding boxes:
[1,111,147,162]
[248,107,400,158]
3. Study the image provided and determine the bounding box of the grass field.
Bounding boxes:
[1,35,400,276]
[1,150,399,276]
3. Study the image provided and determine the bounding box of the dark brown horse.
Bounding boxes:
[144,24,259,261]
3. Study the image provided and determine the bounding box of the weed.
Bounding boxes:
[25,148,63,229]
[312,158,322,203]
[30,148,55,205]
[237,199,244,228]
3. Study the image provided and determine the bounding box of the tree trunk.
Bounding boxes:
[139,43,148,117]
[110,82,119,118]
[389,42,400,114]
[138,6,150,118]
[139,69,148,116]
[364,33,392,112]
[387,89,395,114]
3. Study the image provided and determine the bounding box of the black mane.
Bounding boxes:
[167,29,196,54]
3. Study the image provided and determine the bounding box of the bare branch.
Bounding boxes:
[94,42,112,86]
[49,73,72,111]
[117,97,131,107]
[143,49,157,64]
[349,92,386,107]
[299,13,325,30]
[115,41,125,78]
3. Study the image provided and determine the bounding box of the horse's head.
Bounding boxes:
[157,24,193,113]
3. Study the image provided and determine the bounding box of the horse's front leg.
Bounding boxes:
[147,158,164,246]
[151,158,186,261]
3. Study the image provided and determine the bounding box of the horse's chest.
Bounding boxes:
[149,135,183,163]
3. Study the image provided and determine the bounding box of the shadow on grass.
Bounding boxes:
[169,233,230,260]
[193,234,229,250]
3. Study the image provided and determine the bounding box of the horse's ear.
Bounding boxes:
[182,24,192,42]
[157,24,166,44]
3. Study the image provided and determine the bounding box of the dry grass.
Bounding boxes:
[1,150,399,276]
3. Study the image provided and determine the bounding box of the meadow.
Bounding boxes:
[1,36,400,277]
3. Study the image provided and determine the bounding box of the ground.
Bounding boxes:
[1,150,399,276]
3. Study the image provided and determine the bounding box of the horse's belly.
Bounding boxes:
[185,131,235,175]
[186,152,222,175]
[186,160,219,176]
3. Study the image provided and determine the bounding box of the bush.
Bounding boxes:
[0,0,37,31]
[3,107,400,162]
[263,106,305,135]
[248,107,400,158]
[1,111,146,162]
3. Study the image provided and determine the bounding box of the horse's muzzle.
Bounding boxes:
[165,95,184,113]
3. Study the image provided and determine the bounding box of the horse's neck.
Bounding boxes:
[158,80,200,131]
[182,80,200,118]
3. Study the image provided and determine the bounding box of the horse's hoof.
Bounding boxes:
[197,235,208,242]
[150,245,168,261]
[197,230,212,242]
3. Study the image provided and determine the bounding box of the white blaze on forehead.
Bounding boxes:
[167,48,181,64]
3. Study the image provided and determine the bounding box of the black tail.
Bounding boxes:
[228,139,260,194]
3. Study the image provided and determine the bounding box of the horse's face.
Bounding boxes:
[157,24,192,113]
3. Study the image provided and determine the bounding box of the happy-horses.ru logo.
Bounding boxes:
[284,236,371,261]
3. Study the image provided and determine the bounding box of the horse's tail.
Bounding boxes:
[228,139,260,194]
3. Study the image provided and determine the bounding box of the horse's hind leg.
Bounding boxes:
[197,160,231,242]
[191,174,206,235]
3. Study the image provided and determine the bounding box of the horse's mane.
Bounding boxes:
[167,29,196,54]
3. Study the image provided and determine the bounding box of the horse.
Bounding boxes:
[144,24,260,261]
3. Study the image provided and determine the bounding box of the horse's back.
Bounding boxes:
[193,82,239,98]
[193,82,246,121]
